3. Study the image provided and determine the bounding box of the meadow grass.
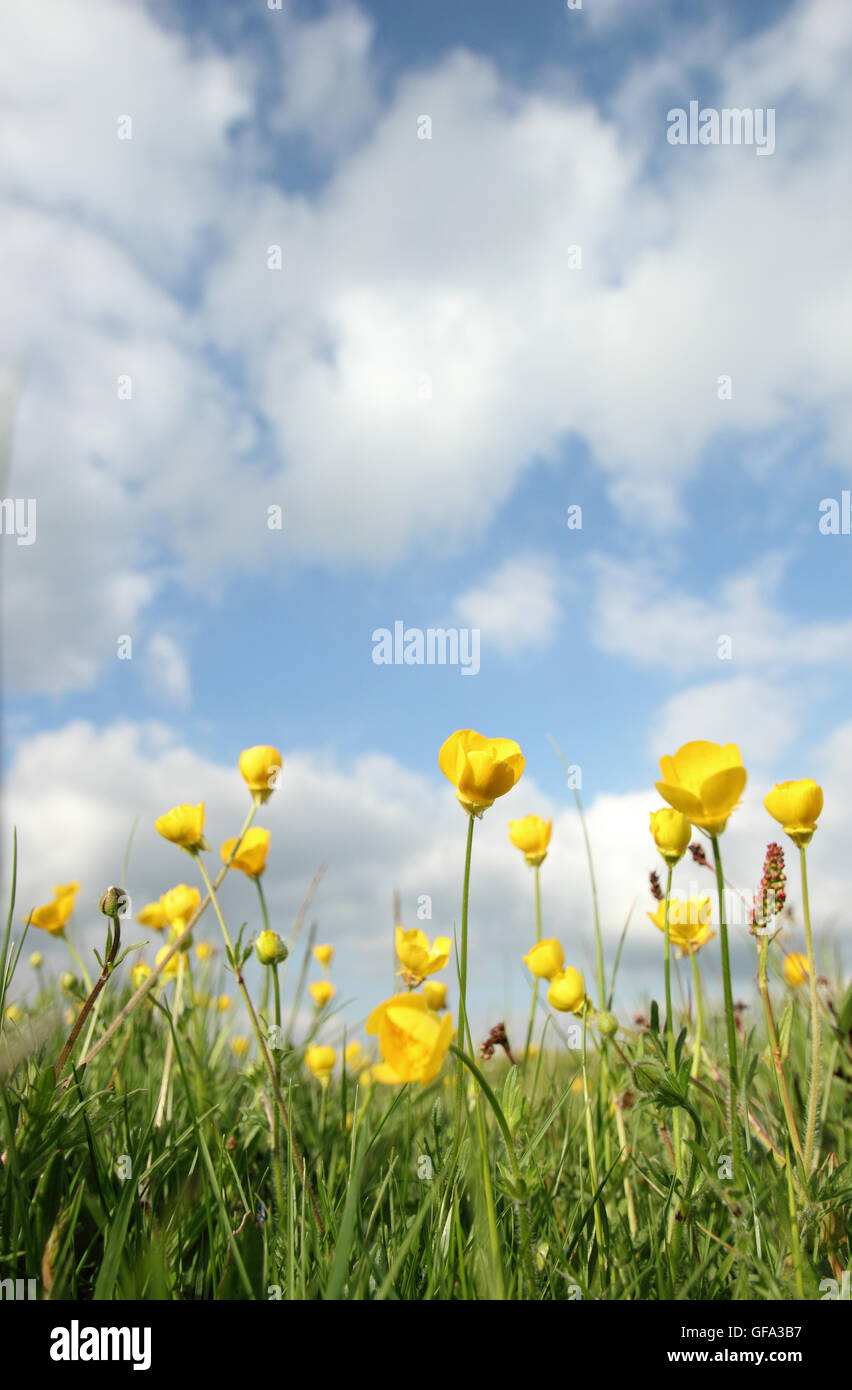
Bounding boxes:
[1,743,850,1302]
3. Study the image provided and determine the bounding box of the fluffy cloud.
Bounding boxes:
[452,555,562,655]
[2,0,851,703]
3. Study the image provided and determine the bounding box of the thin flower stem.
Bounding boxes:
[54,918,120,1079]
[712,834,743,1183]
[582,1006,605,1251]
[523,864,542,1065]
[799,846,821,1175]
[194,854,324,1238]
[453,814,475,1146]
[70,804,260,1079]
[757,934,805,1179]
[688,945,704,1081]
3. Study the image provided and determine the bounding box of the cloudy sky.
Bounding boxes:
[2,0,850,1044]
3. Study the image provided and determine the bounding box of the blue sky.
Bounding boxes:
[2,0,851,1044]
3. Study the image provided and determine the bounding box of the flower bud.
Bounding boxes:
[597,1010,618,1038]
[60,971,78,992]
[255,929,288,965]
[99,886,125,917]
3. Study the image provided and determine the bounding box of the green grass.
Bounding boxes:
[2,922,850,1301]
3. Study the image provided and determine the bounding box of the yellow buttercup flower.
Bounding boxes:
[137,901,167,931]
[53,881,81,900]
[395,926,451,979]
[439,729,525,815]
[649,808,692,866]
[523,938,565,981]
[194,941,215,963]
[4,1003,23,1024]
[154,945,181,981]
[161,884,201,929]
[239,746,283,805]
[305,1045,336,1081]
[764,780,823,849]
[155,803,209,852]
[345,1040,365,1068]
[648,897,714,953]
[547,967,585,1014]
[131,961,152,990]
[312,944,334,969]
[656,742,746,837]
[366,991,454,1084]
[309,980,335,1009]
[256,929,288,965]
[783,952,809,987]
[230,1036,250,1059]
[220,828,271,877]
[28,890,77,936]
[508,815,552,867]
[217,994,232,1011]
[423,981,447,1012]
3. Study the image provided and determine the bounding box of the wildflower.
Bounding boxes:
[647,897,714,953]
[239,746,283,805]
[154,946,181,980]
[366,992,454,1085]
[395,926,451,980]
[255,929,288,965]
[305,1045,336,1081]
[656,742,746,836]
[220,828,271,877]
[99,886,126,918]
[154,803,209,853]
[217,994,232,1011]
[764,780,824,849]
[423,981,447,1012]
[312,944,334,969]
[547,968,585,1014]
[60,972,78,993]
[137,901,167,931]
[309,980,335,1009]
[29,952,43,969]
[649,809,692,866]
[523,938,564,981]
[439,729,525,816]
[751,843,786,930]
[194,942,215,963]
[597,1010,619,1038]
[783,953,809,987]
[4,1003,23,1024]
[131,962,152,990]
[345,1040,365,1069]
[508,815,552,866]
[230,1036,250,1059]
[161,884,201,929]
[28,884,79,936]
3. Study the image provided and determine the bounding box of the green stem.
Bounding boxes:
[800,846,821,1175]
[711,835,742,1184]
[523,864,542,1065]
[454,814,475,1141]
[688,945,704,1081]
[757,934,805,1180]
[194,854,324,1238]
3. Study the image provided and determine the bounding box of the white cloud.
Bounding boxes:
[144,634,191,708]
[651,675,799,765]
[590,551,852,676]
[2,0,852,697]
[452,555,561,655]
